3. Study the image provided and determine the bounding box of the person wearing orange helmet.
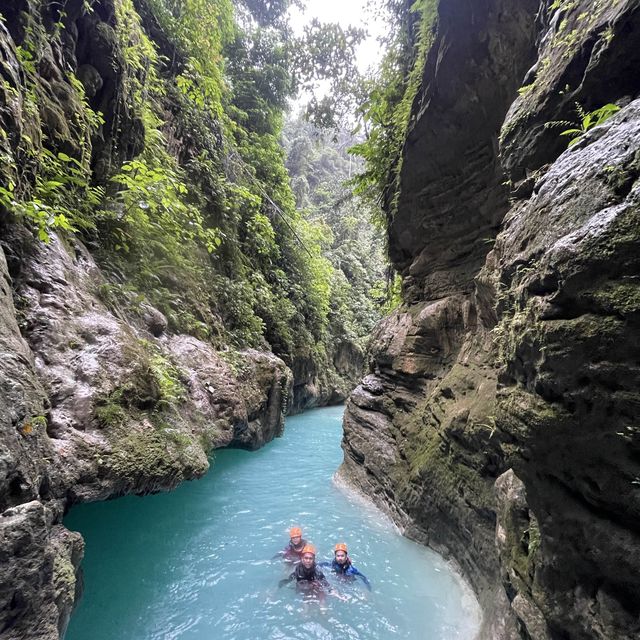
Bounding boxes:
[274,526,308,563]
[319,542,371,590]
[278,544,345,600]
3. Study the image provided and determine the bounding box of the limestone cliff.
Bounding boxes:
[341,1,640,638]
[288,341,365,414]
[0,229,291,639]
[0,2,289,638]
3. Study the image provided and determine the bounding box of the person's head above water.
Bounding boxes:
[334,542,349,565]
[289,527,303,547]
[300,544,316,569]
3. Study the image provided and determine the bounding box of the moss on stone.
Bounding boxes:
[589,282,640,316]
[398,379,498,513]
[527,513,541,560]
[94,401,127,429]
[93,338,187,426]
[90,335,208,488]
[147,349,185,408]
[20,414,47,436]
[104,423,208,486]
[52,553,77,595]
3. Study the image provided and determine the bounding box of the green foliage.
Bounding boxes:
[86,1,227,340]
[0,13,104,240]
[92,98,226,336]
[238,0,299,27]
[246,212,277,257]
[145,0,234,117]
[2,0,385,381]
[283,117,388,351]
[550,0,577,11]
[351,0,439,222]
[146,0,363,128]
[94,400,127,429]
[292,19,365,128]
[111,0,375,362]
[371,272,403,314]
[545,102,621,147]
[0,149,102,241]
[517,83,535,96]
[94,339,186,428]
[0,1,108,242]
[107,155,222,254]
[147,350,186,409]
[115,0,164,101]
[558,103,621,146]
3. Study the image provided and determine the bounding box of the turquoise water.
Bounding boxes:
[65,406,480,639]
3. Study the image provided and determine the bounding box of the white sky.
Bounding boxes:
[289,0,387,73]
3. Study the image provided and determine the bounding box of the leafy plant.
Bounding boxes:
[547,102,621,146]
[0,149,104,241]
[107,155,222,254]
[351,0,439,223]
[145,0,234,117]
[0,5,105,242]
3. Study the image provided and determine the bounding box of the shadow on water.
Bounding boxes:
[65,406,480,640]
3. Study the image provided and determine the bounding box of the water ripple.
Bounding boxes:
[65,406,481,640]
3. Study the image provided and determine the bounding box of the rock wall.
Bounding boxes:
[288,340,364,414]
[0,227,291,638]
[341,1,640,638]
[0,3,290,636]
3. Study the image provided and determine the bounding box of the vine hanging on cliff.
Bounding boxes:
[350,0,439,223]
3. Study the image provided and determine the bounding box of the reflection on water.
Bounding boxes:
[65,406,480,639]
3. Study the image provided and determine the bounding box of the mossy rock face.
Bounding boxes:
[103,420,209,494]
[4,225,292,505]
[0,247,53,503]
[342,0,640,635]
[341,295,507,616]
[501,0,640,182]
[490,99,640,639]
[0,502,83,639]
[50,524,84,637]
[94,401,127,430]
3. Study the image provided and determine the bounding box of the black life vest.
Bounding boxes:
[294,563,324,582]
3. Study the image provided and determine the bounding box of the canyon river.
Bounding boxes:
[65,406,481,639]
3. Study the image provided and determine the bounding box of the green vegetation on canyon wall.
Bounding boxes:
[283,117,388,408]
[0,0,382,401]
[0,1,386,637]
[350,0,438,223]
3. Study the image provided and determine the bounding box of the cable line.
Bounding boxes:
[224,147,314,258]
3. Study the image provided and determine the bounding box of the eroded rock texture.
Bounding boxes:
[0,5,289,637]
[288,342,364,414]
[0,227,291,637]
[342,1,640,638]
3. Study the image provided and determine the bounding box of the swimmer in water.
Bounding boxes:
[273,527,308,563]
[278,544,347,601]
[319,543,371,590]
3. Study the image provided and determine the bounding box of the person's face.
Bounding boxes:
[335,550,347,564]
[301,553,314,568]
[291,536,302,546]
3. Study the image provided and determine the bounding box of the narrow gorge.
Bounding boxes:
[1,0,639,639]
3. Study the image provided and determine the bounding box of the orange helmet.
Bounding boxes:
[289,527,302,538]
[301,544,316,556]
[334,543,348,553]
